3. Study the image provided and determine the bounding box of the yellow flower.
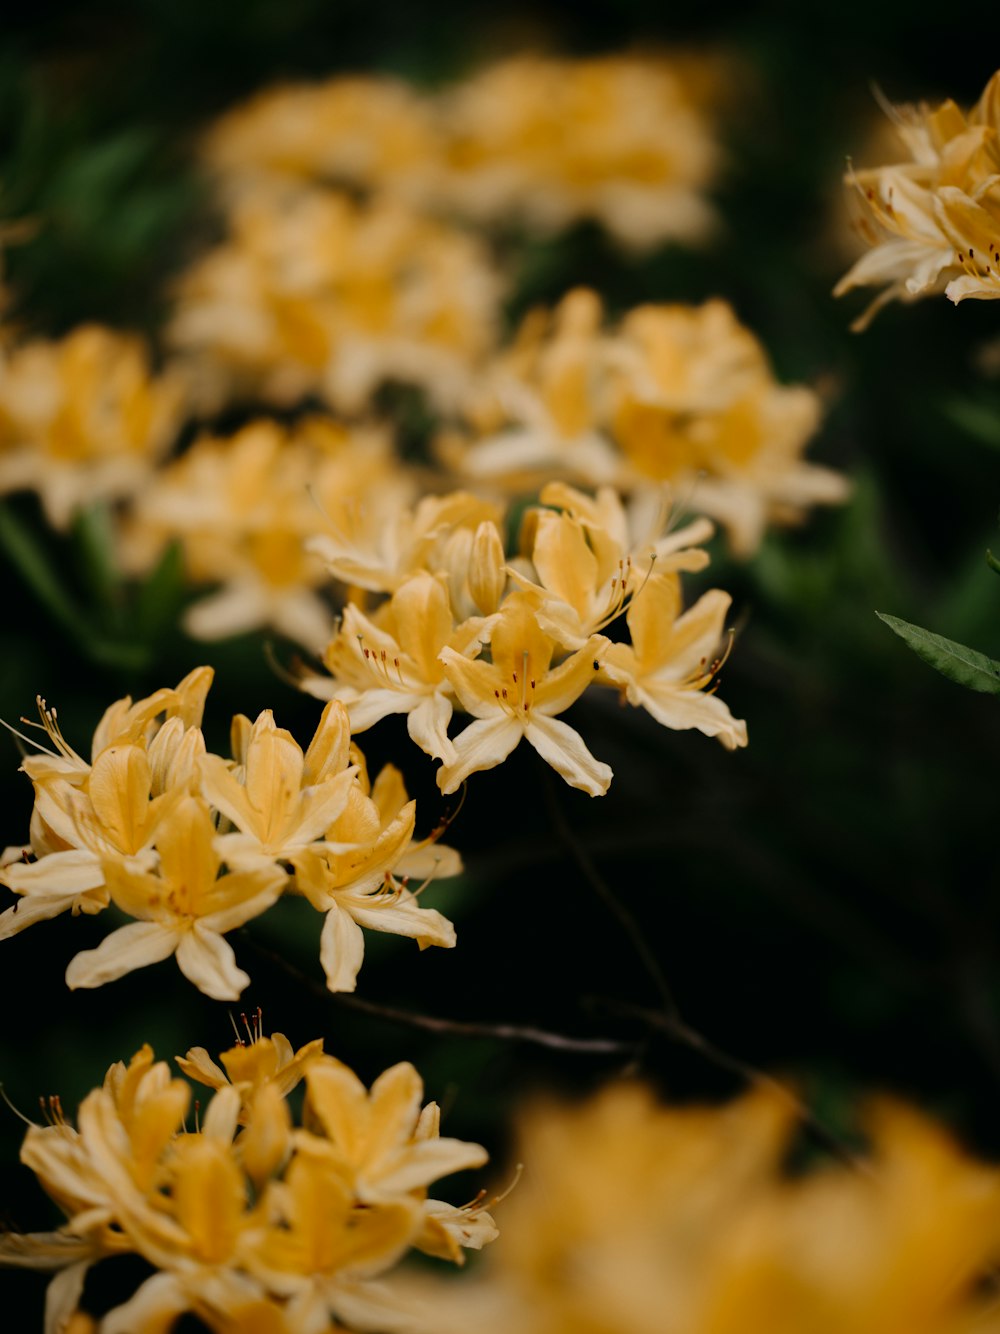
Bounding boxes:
[64,796,285,999]
[436,54,719,249]
[601,571,747,750]
[302,572,489,765]
[438,593,611,796]
[202,75,441,205]
[198,703,358,869]
[178,1030,324,1110]
[0,1036,494,1332]
[836,72,1000,321]
[0,325,185,527]
[291,756,456,993]
[510,481,713,650]
[122,418,403,651]
[168,187,502,414]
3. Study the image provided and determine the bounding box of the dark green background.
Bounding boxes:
[3,1,1000,1322]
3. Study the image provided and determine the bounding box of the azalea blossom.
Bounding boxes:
[438,593,612,796]
[836,71,1000,322]
[64,796,286,999]
[600,571,747,750]
[0,1037,495,1332]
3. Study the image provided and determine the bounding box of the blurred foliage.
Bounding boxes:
[4,0,1000,1322]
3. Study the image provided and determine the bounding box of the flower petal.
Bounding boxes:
[319,903,366,993]
[176,926,250,1001]
[65,922,180,990]
[524,714,613,796]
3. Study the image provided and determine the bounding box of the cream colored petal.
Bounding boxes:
[531,511,599,615]
[347,687,426,732]
[629,681,748,750]
[436,716,522,793]
[0,893,90,940]
[319,903,366,992]
[366,1063,424,1167]
[44,1258,91,1334]
[101,1271,189,1334]
[198,753,259,835]
[303,700,352,786]
[198,872,286,933]
[532,639,605,715]
[65,921,180,989]
[201,1084,242,1143]
[175,1047,229,1090]
[346,898,456,949]
[437,649,503,720]
[661,588,733,680]
[405,692,456,764]
[176,926,250,1001]
[391,573,453,682]
[324,1277,440,1334]
[395,841,463,881]
[304,1060,369,1158]
[375,1137,488,1196]
[0,1232,95,1271]
[183,579,272,641]
[524,714,613,797]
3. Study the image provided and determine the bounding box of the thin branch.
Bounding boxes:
[540,765,869,1174]
[239,932,635,1055]
[540,763,680,1018]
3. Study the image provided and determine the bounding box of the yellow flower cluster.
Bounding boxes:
[0,669,458,997]
[420,1082,1000,1334]
[0,1029,495,1332]
[301,482,747,797]
[169,188,503,414]
[0,325,185,529]
[837,71,1000,326]
[201,55,721,251]
[119,416,415,650]
[439,288,847,555]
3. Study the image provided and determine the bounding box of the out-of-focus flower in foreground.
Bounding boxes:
[417,1082,1000,1334]
[0,1032,494,1332]
[836,70,1000,325]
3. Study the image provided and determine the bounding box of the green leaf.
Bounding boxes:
[876,611,1000,695]
[987,549,1000,577]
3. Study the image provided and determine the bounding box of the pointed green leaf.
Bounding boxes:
[876,611,1000,695]
[987,549,1000,577]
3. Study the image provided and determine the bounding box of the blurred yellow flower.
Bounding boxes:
[0,325,185,527]
[418,1083,1000,1334]
[168,186,502,414]
[836,70,1000,322]
[442,290,846,555]
[436,54,720,250]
